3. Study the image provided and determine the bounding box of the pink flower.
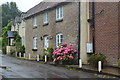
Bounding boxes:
[52,43,77,64]
[69,55,73,59]
[53,58,57,63]
[60,43,67,46]
[74,50,77,52]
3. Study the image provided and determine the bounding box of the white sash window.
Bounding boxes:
[44,36,49,49]
[33,37,37,49]
[43,13,48,24]
[33,16,37,27]
[56,33,63,48]
[56,6,63,20]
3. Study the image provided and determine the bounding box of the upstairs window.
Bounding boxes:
[33,37,37,49]
[56,33,63,48]
[43,13,48,24]
[56,6,63,20]
[33,16,37,27]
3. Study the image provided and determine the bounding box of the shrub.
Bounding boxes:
[10,49,16,56]
[2,47,6,54]
[52,43,77,64]
[118,59,120,67]
[88,53,106,68]
[43,48,54,61]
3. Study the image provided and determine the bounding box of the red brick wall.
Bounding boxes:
[118,2,120,60]
[90,2,119,65]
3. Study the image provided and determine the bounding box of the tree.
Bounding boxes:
[2,22,12,54]
[1,2,21,27]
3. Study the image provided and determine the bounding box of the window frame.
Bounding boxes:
[56,6,63,20]
[33,16,37,27]
[43,13,48,24]
[44,36,49,49]
[33,37,38,50]
[56,33,63,48]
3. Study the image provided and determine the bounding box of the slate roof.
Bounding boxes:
[24,0,67,19]
[15,17,21,23]
[7,31,15,38]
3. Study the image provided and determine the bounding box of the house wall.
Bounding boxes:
[18,20,26,47]
[80,2,90,64]
[6,46,16,55]
[89,2,119,66]
[25,2,79,59]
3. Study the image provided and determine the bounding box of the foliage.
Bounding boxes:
[88,53,106,67]
[0,37,2,50]
[1,2,21,27]
[2,22,12,54]
[13,33,25,54]
[43,48,54,61]
[10,49,15,55]
[118,59,120,67]
[52,43,77,64]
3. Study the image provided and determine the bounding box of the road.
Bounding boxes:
[1,53,99,79]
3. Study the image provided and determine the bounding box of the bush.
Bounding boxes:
[43,48,54,61]
[118,59,120,67]
[2,47,6,54]
[88,53,106,68]
[10,49,16,55]
[52,43,77,64]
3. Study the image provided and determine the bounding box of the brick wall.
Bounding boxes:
[90,2,119,65]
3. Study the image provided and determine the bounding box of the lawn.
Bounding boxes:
[0,37,2,50]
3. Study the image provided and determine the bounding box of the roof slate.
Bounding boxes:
[7,31,15,38]
[24,1,66,19]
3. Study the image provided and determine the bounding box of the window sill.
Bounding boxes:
[56,19,63,22]
[32,49,38,51]
[33,25,37,29]
[43,23,49,26]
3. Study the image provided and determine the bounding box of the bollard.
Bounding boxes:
[98,61,102,72]
[37,55,39,61]
[16,52,17,57]
[45,55,47,62]
[79,59,82,68]
[19,53,21,58]
[29,54,31,59]
[24,53,26,58]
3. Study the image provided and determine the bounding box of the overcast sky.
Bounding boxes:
[0,0,43,12]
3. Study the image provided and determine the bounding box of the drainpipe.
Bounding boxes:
[92,1,95,53]
[78,2,80,64]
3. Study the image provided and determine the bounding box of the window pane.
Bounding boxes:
[60,7,63,18]
[44,13,48,24]
[33,37,37,49]
[33,16,37,26]
[56,8,59,19]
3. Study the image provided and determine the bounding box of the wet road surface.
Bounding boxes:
[1,54,98,78]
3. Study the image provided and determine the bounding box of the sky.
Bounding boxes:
[0,0,43,12]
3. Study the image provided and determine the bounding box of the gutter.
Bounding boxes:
[78,2,80,64]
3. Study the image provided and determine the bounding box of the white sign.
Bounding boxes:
[87,43,93,53]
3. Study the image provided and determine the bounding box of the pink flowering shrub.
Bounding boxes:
[52,43,77,64]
